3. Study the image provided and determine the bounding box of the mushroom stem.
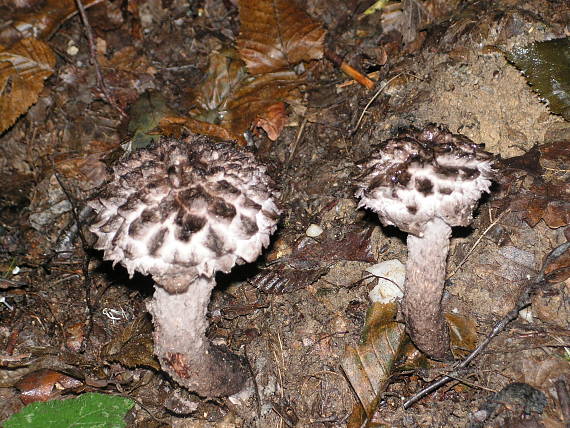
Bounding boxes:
[404,217,453,361]
[147,277,247,397]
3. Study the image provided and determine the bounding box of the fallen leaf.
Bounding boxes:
[0,38,55,133]
[507,38,570,120]
[252,102,287,140]
[188,49,247,123]
[341,302,408,424]
[237,0,325,74]
[498,141,570,229]
[542,242,570,284]
[222,69,302,141]
[15,369,83,405]
[446,313,478,358]
[127,91,176,149]
[0,0,104,45]
[159,115,246,146]
[101,315,160,370]
[54,140,119,188]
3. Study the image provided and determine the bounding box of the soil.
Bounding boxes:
[1,0,569,427]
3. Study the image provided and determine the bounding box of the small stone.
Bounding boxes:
[305,224,323,237]
[366,259,405,303]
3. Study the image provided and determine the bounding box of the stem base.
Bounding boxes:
[147,277,247,397]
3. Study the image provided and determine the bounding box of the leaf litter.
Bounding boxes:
[0,0,570,426]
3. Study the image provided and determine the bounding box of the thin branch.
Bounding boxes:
[403,241,570,409]
[74,0,127,119]
[324,49,375,90]
[352,73,419,134]
[447,209,510,279]
[53,171,94,354]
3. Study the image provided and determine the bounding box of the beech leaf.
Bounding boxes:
[341,303,408,423]
[0,38,55,133]
[0,0,104,45]
[237,0,325,74]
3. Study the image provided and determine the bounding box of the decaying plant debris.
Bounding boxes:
[1,0,569,426]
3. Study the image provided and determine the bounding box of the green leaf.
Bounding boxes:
[127,90,175,150]
[4,393,134,428]
[507,37,570,120]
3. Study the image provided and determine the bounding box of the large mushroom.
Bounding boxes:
[89,135,280,397]
[355,125,494,361]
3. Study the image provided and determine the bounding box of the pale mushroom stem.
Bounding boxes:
[147,278,247,397]
[404,217,453,361]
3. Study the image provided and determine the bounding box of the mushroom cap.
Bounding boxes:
[89,136,280,293]
[355,125,494,236]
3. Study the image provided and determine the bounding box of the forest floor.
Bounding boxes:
[0,0,569,426]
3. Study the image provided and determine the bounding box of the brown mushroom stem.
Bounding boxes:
[404,217,453,361]
[147,278,247,397]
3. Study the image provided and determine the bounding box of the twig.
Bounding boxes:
[554,378,570,425]
[324,49,375,90]
[287,116,307,164]
[447,209,510,279]
[403,241,570,409]
[74,0,127,119]
[53,171,94,354]
[352,73,405,134]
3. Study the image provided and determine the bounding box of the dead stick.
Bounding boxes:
[74,0,127,118]
[554,378,570,425]
[324,49,375,90]
[53,170,95,354]
[403,241,570,409]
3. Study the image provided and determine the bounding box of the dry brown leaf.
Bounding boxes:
[237,0,325,74]
[15,369,83,405]
[0,0,104,45]
[188,50,303,143]
[341,303,408,424]
[188,49,247,122]
[252,102,287,140]
[222,70,301,139]
[101,315,160,370]
[98,46,153,75]
[446,313,478,358]
[498,140,570,229]
[159,115,246,146]
[0,38,55,133]
[54,140,119,188]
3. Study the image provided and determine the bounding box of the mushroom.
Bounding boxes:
[355,125,494,360]
[89,135,280,396]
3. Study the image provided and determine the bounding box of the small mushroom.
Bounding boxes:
[89,135,280,396]
[355,125,494,360]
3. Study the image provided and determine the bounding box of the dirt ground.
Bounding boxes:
[1,0,569,427]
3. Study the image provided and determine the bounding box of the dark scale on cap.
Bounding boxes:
[141,208,160,223]
[118,194,140,215]
[175,214,207,242]
[242,197,262,211]
[101,215,123,234]
[149,227,168,255]
[415,177,434,196]
[437,166,459,178]
[460,168,480,179]
[209,198,237,220]
[167,165,182,188]
[88,136,280,292]
[205,227,226,257]
[238,215,259,236]
[214,180,240,196]
[128,217,147,238]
